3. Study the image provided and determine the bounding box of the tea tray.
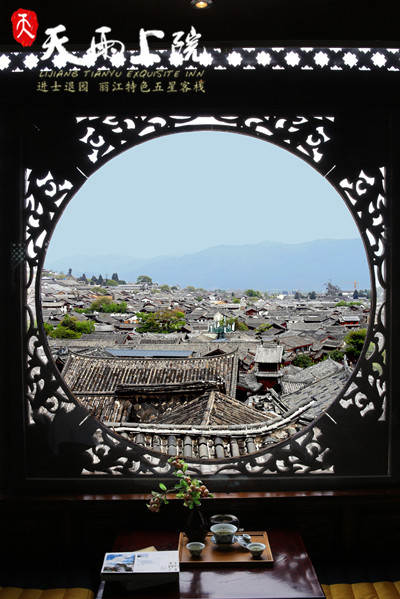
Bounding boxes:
[178,531,273,567]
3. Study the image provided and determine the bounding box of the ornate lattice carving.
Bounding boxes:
[23,112,387,484]
[3,48,400,73]
[336,168,387,420]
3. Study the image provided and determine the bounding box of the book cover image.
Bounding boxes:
[101,550,180,589]
[102,552,136,574]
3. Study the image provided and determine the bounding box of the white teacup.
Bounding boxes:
[210,523,237,544]
[186,541,205,557]
[247,542,266,558]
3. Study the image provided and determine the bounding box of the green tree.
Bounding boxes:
[292,354,313,368]
[309,291,317,300]
[49,325,81,339]
[76,320,96,334]
[91,275,98,285]
[47,315,95,339]
[160,284,171,292]
[137,275,153,285]
[112,272,119,282]
[335,300,362,307]
[44,322,54,335]
[353,289,359,300]
[329,349,344,363]
[136,309,185,333]
[89,297,127,313]
[232,297,240,304]
[90,296,111,311]
[106,279,118,286]
[344,328,367,363]
[92,287,109,295]
[98,274,104,285]
[244,289,262,298]
[226,317,248,331]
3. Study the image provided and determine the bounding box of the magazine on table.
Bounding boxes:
[101,549,180,590]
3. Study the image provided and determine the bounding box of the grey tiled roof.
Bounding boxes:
[281,357,346,386]
[73,359,351,459]
[255,346,284,363]
[105,348,194,358]
[156,390,271,426]
[281,381,307,394]
[62,351,238,397]
[282,367,352,421]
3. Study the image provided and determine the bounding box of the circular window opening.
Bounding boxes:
[41,130,371,458]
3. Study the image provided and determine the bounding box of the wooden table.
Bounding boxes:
[99,529,325,599]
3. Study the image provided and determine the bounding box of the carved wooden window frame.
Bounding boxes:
[3,46,394,490]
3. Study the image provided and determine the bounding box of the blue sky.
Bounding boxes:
[45,130,360,263]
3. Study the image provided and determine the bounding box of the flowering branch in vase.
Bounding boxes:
[147,456,214,513]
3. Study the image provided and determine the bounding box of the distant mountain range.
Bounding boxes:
[45,238,370,291]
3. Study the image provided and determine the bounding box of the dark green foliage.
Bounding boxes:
[49,325,81,339]
[47,314,95,338]
[329,349,344,363]
[44,322,54,334]
[335,300,363,307]
[226,317,248,331]
[137,275,153,285]
[344,328,367,363]
[76,319,96,334]
[292,354,313,368]
[136,309,185,333]
[89,297,127,313]
[245,289,262,298]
